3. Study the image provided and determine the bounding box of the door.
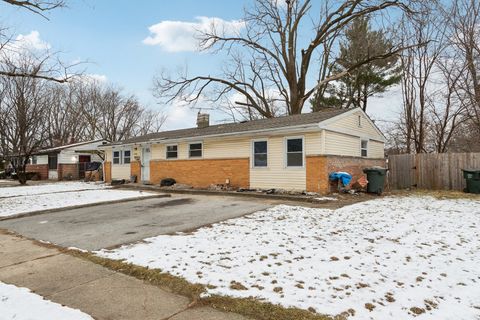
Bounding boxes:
[48,154,58,180]
[78,155,91,179]
[141,147,151,183]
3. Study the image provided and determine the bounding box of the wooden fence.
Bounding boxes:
[388,153,480,191]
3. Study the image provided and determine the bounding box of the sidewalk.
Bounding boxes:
[0,232,249,320]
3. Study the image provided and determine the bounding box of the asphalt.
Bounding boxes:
[0,232,249,320]
[0,194,270,251]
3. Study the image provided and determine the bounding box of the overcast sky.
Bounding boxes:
[1,0,402,130]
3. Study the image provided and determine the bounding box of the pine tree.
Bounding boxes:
[311,17,401,112]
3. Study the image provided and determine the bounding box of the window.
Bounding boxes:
[113,151,121,164]
[31,156,37,165]
[361,140,368,157]
[189,143,202,158]
[166,145,178,159]
[123,150,131,164]
[286,138,303,167]
[253,140,268,167]
[48,154,58,170]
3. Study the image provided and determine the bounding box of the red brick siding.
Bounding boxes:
[104,161,112,183]
[25,164,48,180]
[306,155,386,194]
[150,158,249,188]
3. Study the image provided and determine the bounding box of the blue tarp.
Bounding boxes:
[329,172,352,186]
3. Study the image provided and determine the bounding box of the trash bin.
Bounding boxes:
[462,169,480,194]
[363,167,388,195]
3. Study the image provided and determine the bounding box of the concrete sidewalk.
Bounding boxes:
[0,233,249,320]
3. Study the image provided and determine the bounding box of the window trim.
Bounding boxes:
[284,136,305,168]
[123,150,131,164]
[113,150,121,165]
[166,144,178,160]
[251,139,268,168]
[188,141,203,158]
[361,139,368,157]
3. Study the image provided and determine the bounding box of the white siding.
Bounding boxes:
[369,140,385,158]
[324,131,361,157]
[34,155,48,165]
[329,110,383,140]
[104,147,112,162]
[250,135,306,191]
[58,150,102,164]
[305,132,322,155]
[111,164,130,180]
[204,138,250,159]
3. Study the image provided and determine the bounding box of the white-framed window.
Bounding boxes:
[252,140,268,167]
[361,140,368,157]
[285,137,304,167]
[123,150,131,164]
[113,151,121,164]
[189,142,203,158]
[166,145,178,159]
[113,149,131,164]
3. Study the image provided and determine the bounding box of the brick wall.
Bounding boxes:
[25,164,48,180]
[306,155,386,194]
[58,164,78,180]
[104,161,112,183]
[306,156,328,193]
[130,161,141,182]
[150,158,249,188]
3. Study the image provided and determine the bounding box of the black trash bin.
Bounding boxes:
[363,167,388,195]
[462,169,480,194]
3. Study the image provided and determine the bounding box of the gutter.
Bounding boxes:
[99,123,322,148]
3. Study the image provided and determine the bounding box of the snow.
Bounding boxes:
[0,182,156,217]
[0,182,108,198]
[0,189,155,217]
[97,196,480,320]
[0,281,93,320]
[314,196,338,201]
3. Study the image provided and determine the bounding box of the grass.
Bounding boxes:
[391,188,480,200]
[62,249,338,320]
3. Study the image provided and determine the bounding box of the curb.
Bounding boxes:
[112,184,328,203]
[0,194,170,221]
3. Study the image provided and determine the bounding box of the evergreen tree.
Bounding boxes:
[311,17,401,112]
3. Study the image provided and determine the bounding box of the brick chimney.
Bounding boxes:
[196,112,210,128]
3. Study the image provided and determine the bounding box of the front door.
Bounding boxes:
[78,155,91,179]
[141,147,151,183]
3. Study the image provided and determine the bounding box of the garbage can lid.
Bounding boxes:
[462,168,480,173]
[363,166,387,172]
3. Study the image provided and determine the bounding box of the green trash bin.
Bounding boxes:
[363,167,388,195]
[462,169,480,194]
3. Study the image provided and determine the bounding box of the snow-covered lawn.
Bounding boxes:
[0,281,93,320]
[97,196,480,320]
[0,181,108,198]
[0,182,156,217]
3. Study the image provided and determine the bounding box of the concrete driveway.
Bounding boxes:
[0,194,270,251]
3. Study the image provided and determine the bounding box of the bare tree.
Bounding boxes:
[0,54,51,184]
[399,6,447,153]
[447,0,480,132]
[154,0,419,119]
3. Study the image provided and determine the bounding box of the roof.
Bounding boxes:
[106,108,352,146]
[36,139,108,154]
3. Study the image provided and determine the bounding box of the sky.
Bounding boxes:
[0,0,402,130]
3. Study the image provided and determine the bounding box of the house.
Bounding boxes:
[26,139,108,180]
[101,108,386,194]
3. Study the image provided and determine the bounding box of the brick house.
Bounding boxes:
[27,140,108,180]
[101,108,386,194]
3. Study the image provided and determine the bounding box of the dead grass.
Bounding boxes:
[62,249,337,320]
[391,189,480,200]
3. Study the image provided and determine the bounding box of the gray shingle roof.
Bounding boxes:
[107,108,352,146]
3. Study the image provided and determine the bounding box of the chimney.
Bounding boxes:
[196,112,210,128]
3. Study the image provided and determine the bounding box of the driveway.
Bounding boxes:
[0,194,270,251]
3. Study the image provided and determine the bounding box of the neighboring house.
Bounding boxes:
[102,108,386,194]
[27,139,108,180]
